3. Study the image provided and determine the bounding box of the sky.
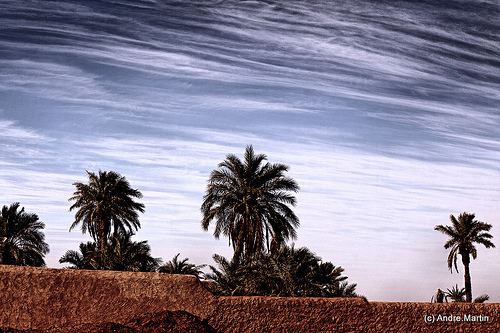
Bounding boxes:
[0,0,499,301]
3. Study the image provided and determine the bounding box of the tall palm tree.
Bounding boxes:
[0,203,49,266]
[69,170,145,255]
[158,253,206,278]
[201,145,300,262]
[435,212,495,302]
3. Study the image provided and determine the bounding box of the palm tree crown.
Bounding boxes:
[444,285,466,302]
[435,213,494,273]
[60,232,160,272]
[105,232,161,272]
[435,212,495,302]
[59,241,98,270]
[158,253,206,278]
[206,244,359,298]
[0,203,49,266]
[201,145,300,262]
[69,170,145,254]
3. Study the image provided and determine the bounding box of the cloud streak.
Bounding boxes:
[0,0,499,301]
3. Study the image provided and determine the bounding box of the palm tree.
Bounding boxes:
[444,285,465,302]
[69,170,145,255]
[158,253,206,278]
[268,245,358,297]
[435,212,495,302]
[201,145,300,262]
[60,232,160,272]
[59,241,98,269]
[0,203,49,266]
[473,294,490,303]
[206,245,359,298]
[106,232,161,272]
[205,254,243,296]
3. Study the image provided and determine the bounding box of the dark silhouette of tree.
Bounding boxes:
[430,288,445,303]
[201,145,299,262]
[435,212,495,302]
[60,232,160,272]
[69,170,145,256]
[106,232,161,272]
[474,294,490,303]
[158,253,206,278]
[0,203,49,266]
[204,254,242,296]
[59,241,98,269]
[205,244,359,298]
[444,285,465,302]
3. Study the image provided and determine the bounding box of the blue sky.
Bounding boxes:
[1,0,499,301]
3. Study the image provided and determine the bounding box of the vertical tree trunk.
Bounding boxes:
[0,231,6,264]
[0,241,4,264]
[0,219,5,264]
[463,254,472,302]
[233,230,244,264]
[97,221,107,267]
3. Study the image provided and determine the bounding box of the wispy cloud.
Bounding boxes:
[0,119,47,140]
[0,0,499,301]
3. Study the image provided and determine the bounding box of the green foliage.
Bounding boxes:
[158,253,206,278]
[201,145,300,262]
[0,203,49,266]
[69,170,145,254]
[206,244,359,298]
[59,231,160,272]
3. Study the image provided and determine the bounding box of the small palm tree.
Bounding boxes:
[205,254,243,296]
[60,232,160,272]
[158,253,206,278]
[202,145,300,262]
[444,285,466,302]
[206,245,359,298]
[0,203,49,266]
[59,242,99,269]
[435,212,495,302]
[106,232,161,272]
[473,294,490,303]
[69,170,145,255]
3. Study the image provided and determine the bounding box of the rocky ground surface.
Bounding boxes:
[0,310,217,333]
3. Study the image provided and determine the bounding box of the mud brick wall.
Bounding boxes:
[211,296,499,332]
[0,265,216,330]
[0,265,498,332]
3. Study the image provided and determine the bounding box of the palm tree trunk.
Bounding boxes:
[463,254,472,302]
[233,229,245,263]
[0,235,6,264]
[98,221,107,262]
[233,239,243,264]
[0,241,4,264]
[0,222,5,264]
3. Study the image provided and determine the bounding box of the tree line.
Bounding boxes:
[0,146,495,301]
